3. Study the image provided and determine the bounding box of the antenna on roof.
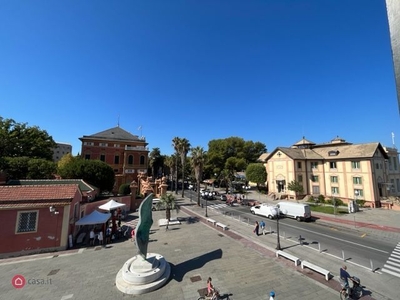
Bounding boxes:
[138,125,143,139]
[392,132,396,148]
[117,114,120,127]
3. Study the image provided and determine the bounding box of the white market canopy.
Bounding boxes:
[98,199,126,211]
[75,210,111,226]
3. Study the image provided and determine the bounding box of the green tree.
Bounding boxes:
[177,138,191,198]
[148,147,164,178]
[57,153,76,170]
[287,180,304,200]
[58,157,115,192]
[205,137,266,179]
[0,117,56,160]
[119,183,131,195]
[245,163,267,191]
[155,193,180,228]
[3,157,30,180]
[27,158,57,179]
[172,137,181,195]
[190,146,207,206]
[2,157,56,180]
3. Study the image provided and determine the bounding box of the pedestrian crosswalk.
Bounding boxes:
[382,242,400,278]
[208,203,229,210]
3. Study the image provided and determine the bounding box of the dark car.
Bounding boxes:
[220,194,227,201]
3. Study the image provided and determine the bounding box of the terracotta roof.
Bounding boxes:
[0,185,80,208]
[7,179,97,192]
[80,126,143,142]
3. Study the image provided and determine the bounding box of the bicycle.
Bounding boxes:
[198,289,232,300]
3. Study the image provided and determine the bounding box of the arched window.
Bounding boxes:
[140,155,145,165]
[128,155,134,164]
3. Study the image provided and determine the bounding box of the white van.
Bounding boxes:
[250,203,278,219]
[277,201,311,221]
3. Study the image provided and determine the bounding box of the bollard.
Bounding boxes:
[299,235,302,245]
[342,250,345,261]
[370,259,374,272]
[283,231,286,239]
[270,226,272,234]
[318,242,321,253]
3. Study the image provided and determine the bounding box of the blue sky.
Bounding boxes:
[1,0,399,156]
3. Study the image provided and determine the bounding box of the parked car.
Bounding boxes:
[277,201,311,221]
[220,194,227,201]
[152,198,165,211]
[250,204,278,219]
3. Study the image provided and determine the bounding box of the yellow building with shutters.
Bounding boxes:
[260,137,400,208]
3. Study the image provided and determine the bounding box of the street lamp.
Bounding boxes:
[205,194,208,217]
[276,204,281,250]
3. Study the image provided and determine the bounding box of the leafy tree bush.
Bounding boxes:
[3,157,56,180]
[307,196,315,203]
[318,194,325,204]
[58,157,115,192]
[0,117,56,160]
[245,163,267,191]
[356,199,366,207]
[119,183,131,195]
[287,180,304,199]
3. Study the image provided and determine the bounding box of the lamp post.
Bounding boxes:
[205,195,208,217]
[276,204,281,250]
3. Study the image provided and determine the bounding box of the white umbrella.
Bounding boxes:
[98,199,126,211]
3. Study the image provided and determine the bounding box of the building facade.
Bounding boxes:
[79,126,149,192]
[53,142,72,162]
[262,137,400,208]
[0,184,82,258]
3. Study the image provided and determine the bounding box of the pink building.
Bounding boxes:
[0,184,82,258]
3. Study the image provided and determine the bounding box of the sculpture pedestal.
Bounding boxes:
[115,253,170,295]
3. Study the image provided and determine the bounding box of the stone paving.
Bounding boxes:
[0,208,340,300]
[1,191,399,300]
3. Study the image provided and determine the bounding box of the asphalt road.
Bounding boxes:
[189,190,397,274]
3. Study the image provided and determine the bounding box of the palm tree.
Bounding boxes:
[190,146,207,206]
[178,138,191,198]
[172,137,181,195]
[155,193,179,229]
[148,147,162,178]
[164,155,175,190]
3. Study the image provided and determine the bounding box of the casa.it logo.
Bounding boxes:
[12,274,26,289]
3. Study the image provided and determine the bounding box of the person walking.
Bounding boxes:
[269,290,276,299]
[98,230,103,245]
[259,220,266,235]
[253,221,259,236]
[89,228,95,246]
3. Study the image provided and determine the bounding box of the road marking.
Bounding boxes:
[61,294,74,300]
[281,222,389,254]
[361,233,367,238]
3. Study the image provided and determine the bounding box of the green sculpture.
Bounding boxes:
[136,193,154,259]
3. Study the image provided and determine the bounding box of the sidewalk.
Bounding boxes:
[246,190,400,241]
[180,195,399,300]
[0,208,341,300]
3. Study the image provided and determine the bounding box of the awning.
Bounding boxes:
[75,210,111,226]
[98,199,126,211]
